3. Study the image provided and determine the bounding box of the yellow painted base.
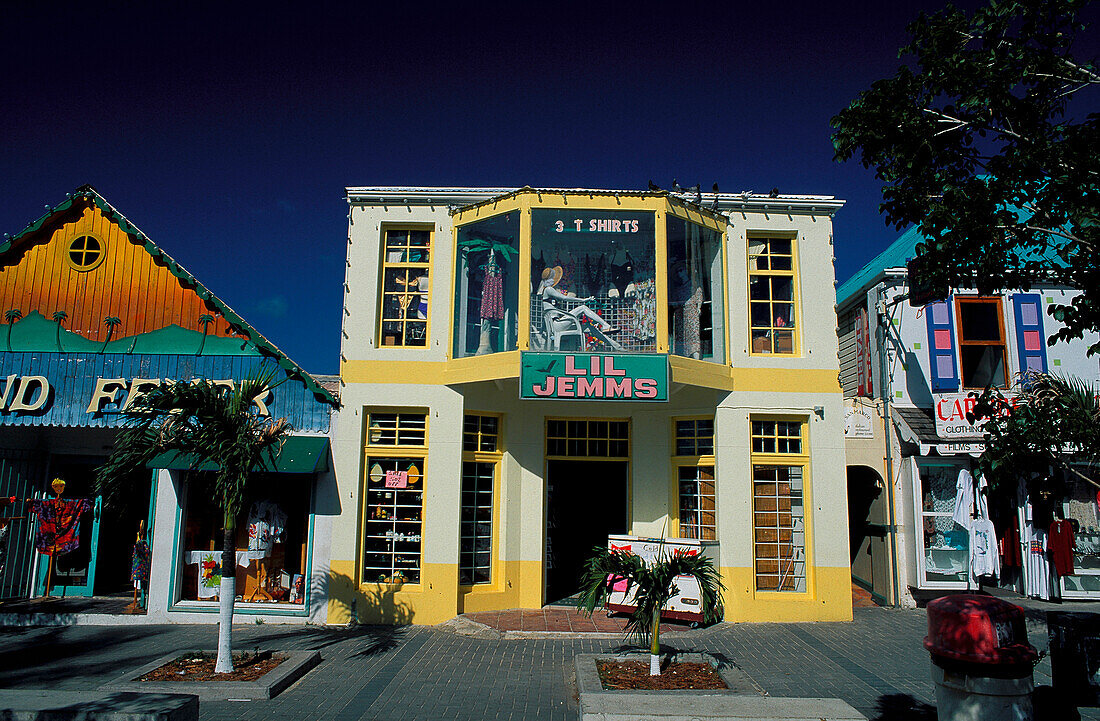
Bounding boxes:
[326,559,852,625]
[719,566,853,623]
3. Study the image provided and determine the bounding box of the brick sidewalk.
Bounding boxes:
[0,605,1096,721]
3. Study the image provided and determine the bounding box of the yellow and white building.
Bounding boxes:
[327,186,852,625]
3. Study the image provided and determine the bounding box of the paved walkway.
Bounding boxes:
[0,598,1096,720]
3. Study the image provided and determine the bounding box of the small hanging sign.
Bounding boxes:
[385,470,408,489]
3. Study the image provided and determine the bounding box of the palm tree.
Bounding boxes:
[577,543,724,676]
[5,309,23,351]
[52,311,68,352]
[96,367,290,673]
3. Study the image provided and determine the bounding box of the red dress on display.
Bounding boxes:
[1048,519,1076,576]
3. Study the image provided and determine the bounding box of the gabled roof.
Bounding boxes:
[1,185,338,407]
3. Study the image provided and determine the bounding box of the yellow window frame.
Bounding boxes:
[748,234,800,356]
[460,413,503,589]
[671,416,716,540]
[378,225,433,349]
[749,417,812,595]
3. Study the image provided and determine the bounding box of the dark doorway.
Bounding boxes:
[545,459,628,604]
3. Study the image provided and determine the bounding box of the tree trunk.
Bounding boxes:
[215,519,236,673]
[649,609,661,675]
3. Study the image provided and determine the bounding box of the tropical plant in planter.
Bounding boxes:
[577,544,724,676]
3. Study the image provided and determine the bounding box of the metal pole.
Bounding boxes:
[876,284,902,608]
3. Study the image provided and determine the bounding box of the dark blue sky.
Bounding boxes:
[2,1,1091,374]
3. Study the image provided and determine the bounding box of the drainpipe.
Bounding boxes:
[875,283,902,608]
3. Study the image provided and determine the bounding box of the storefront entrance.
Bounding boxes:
[545,459,627,604]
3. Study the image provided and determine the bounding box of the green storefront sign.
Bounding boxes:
[520,352,668,401]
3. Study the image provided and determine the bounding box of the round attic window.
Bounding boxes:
[67,235,104,271]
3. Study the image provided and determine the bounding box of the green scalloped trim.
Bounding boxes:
[1,187,338,407]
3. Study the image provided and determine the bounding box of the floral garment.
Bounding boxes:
[30,498,92,555]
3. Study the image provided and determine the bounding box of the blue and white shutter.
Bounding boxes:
[1012,293,1048,375]
[926,299,959,392]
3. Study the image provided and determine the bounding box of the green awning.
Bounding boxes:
[147,436,330,474]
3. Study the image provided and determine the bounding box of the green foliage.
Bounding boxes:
[969,371,1100,495]
[96,366,292,526]
[577,545,724,650]
[832,0,1100,352]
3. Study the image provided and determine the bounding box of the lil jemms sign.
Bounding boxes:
[520,353,668,401]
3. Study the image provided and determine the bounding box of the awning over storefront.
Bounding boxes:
[892,406,984,457]
[147,436,330,473]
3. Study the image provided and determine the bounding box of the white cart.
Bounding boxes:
[604,535,720,625]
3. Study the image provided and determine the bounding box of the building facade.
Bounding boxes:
[328,186,852,625]
[0,187,339,622]
[837,224,1100,605]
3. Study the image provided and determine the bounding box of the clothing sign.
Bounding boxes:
[385,470,408,489]
[520,352,668,401]
[934,393,986,439]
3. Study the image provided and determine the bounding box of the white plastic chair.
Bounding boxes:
[543,309,585,351]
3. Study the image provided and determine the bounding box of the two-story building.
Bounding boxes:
[328,185,852,625]
[838,224,1100,605]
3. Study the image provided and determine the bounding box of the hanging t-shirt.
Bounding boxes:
[30,498,93,555]
[1049,519,1076,577]
[247,500,288,559]
[970,517,1000,579]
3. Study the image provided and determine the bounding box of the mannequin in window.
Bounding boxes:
[537,266,621,350]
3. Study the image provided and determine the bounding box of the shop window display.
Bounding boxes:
[379,229,431,347]
[667,217,724,362]
[363,457,423,584]
[918,464,970,584]
[453,214,520,358]
[179,472,310,605]
[1058,475,1100,595]
[529,210,656,353]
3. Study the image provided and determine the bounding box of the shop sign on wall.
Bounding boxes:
[934,393,986,439]
[520,352,668,401]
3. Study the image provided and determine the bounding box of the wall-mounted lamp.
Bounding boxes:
[813,406,825,419]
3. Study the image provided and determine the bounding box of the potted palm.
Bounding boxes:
[577,542,724,676]
[97,367,290,673]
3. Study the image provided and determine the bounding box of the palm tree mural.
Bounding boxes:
[197,313,216,355]
[5,309,23,351]
[97,366,289,673]
[100,316,121,353]
[52,311,69,352]
[578,543,724,676]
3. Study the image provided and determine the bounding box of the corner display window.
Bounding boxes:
[179,473,310,605]
[67,235,105,272]
[454,213,520,358]
[667,217,724,362]
[363,458,423,584]
[530,210,656,353]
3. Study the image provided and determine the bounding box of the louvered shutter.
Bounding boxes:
[926,299,959,392]
[1012,293,1048,375]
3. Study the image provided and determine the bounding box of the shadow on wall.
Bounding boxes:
[905,350,933,407]
[311,570,414,626]
[847,466,884,564]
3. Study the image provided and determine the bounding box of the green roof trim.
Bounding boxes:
[147,435,330,473]
[0,186,338,407]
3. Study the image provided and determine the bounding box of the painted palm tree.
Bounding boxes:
[5,309,23,351]
[52,311,68,352]
[100,316,122,352]
[197,313,216,356]
[96,366,290,673]
[578,544,724,676]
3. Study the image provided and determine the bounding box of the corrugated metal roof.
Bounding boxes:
[0,352,332,432]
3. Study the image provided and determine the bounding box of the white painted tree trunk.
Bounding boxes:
[649,653,660,676]
[215,575,236,673]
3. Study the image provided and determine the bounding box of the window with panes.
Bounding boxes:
[955,297,1008,389]
[748,237,797,355]
[674,418,715,541]
[362,412,427,584]
[379,228,431,347]
[750,419,807,592]
[461,414,501,585]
